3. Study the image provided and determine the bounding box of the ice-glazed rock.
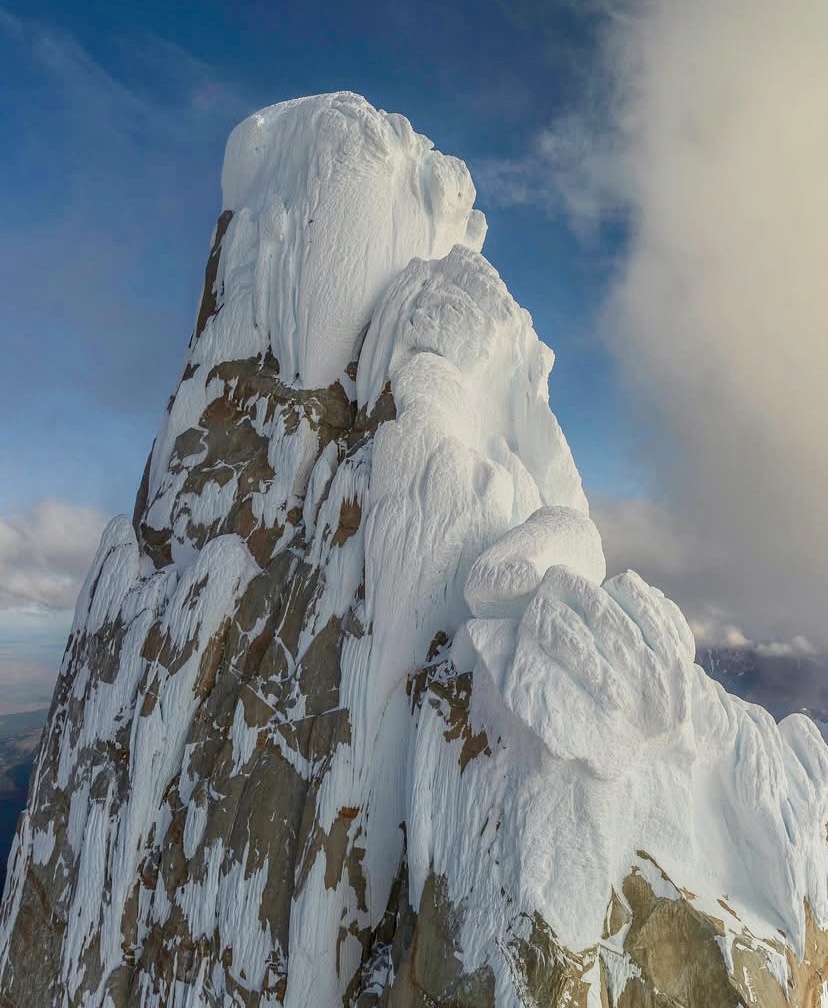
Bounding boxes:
[1,93,826,1008]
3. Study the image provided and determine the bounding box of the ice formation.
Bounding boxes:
[0,92,825,1008]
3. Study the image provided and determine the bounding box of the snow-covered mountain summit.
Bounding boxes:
[1,92,825,1008]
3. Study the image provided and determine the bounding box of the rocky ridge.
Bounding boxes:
[0,92,825,1008]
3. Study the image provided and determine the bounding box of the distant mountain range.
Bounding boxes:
[699,645,828,738]
[0,708,46,896]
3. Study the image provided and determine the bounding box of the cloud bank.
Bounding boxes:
[591,496,819,651]
[0,499,106,710]
[609,0,828,646]
[492,0,828,646]
[0,499,108,611]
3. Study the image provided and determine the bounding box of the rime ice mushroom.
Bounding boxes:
[217,91,486,387]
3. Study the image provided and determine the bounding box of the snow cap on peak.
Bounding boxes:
[212,92,487,387]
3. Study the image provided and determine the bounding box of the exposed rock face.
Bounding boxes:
[0,92,826,1008]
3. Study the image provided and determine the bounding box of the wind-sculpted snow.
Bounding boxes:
[1,92,826,1008]
[464,506,606,617]
[358,245,586,519]
[205,91,484,389]
[413,566,828,974]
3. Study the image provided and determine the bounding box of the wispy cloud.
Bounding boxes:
[0,607,71,714]
[0,652,58,715]
[475,114,630,242]
[0,496,96,713]
[0,9,252,415]
[1,9,246,148]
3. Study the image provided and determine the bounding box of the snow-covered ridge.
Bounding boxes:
[0,92,826,1008]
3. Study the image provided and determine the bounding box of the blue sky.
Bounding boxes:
[0,0,638,518]
[1,0,826,709]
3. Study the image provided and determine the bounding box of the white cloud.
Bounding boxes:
[476,113,630,242]
[756,636,816,659]
[514,0,828,647]
[606,0,828,647]
[593,494,819,653]
[0,499,108,611]
[591,495,739,645]
[686,613,751,652]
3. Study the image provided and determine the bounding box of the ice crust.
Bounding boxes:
[464,505,606,617]
[218,91,485,388]
[425,567,828,967]
[2,92,826,1008]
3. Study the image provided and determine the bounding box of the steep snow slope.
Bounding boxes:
[0,92,825,1008]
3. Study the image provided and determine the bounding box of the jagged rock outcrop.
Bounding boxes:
[1,92,826,1008]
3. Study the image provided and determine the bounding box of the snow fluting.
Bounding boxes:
[0,91,825,1008]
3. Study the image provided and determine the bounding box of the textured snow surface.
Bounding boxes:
[1,91,826,1008]
[464,505,605,617]
[217,91,485,388]
[419,566,828,966]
